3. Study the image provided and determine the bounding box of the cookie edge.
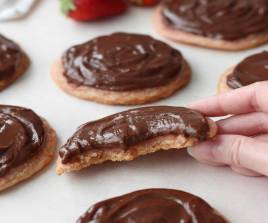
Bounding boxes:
[0,51,30,91]
[0,118,57,192]
[153,5,268,51]
[51,57,191,105]
[217,66,235,94]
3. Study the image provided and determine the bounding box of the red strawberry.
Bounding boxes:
[60,0,128,21]
[129,0,158,6]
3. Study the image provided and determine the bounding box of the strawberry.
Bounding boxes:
[60,0,128,21]
[129,0,159,6]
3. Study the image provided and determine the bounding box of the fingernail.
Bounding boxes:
[187,145,224,166]
[187,147,194,156]
[187,143,212,160]
[187,103,195,108]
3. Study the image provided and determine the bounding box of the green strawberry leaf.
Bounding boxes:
[60,0,76,14]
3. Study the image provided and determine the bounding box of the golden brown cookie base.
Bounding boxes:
[217,66,235,93]
[51,58,191,105]
[154,6,268,51]
[56,118,216,174]
[0,119,57,192]
[0,52,30,91]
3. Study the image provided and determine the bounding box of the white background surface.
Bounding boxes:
[1,1,268,222]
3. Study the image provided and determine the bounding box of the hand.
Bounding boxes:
[188,81,268,177]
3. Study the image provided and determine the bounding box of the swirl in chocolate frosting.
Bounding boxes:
[0,35,22,81]
[62,33,183,91]
[0,105,44,176]
[162,0,268,41]
[59,106,209,163]
[77,189,227,223]
[227,51,268,89]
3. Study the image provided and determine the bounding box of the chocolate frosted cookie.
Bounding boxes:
[51,32,191,105]
[218,51,268,93]
[56,106,216,174]
[0,105,57,191]
[0,34,30,90]
[76,189,228,223]
[154,0,268,50]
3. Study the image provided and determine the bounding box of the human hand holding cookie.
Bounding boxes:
[189,81,268,177]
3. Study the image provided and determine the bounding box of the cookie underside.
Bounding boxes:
[0,119,57,192]
[56,119,216,174]
[51,58,191,105]
[154,6,268,51]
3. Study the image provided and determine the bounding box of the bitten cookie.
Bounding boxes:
[76,188,228,223]
[0,105,57,192]
[154,0,268,51]
[57,106,217,174]
[0,34,30,91]
[51,32,191,105]
[218,51,268,93]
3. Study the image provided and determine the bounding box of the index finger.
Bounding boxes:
[189,82,268,117]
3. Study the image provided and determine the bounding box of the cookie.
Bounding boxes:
[154,0,268,51]
[218,51,268,93]
[51,32,191,105]
[0,105,57,192]
[76,188,228,223]
[56,106,217,174]
[0,34,30,91]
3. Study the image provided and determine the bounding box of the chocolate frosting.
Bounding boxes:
[162,0,268,41]
[62,32,183,91]
[59,106,209,163]
[76,188,227,223]
[227,51,268,89]
[0,35,22,81]
[0,105,44,176]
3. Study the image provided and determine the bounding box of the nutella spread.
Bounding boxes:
[62,33,183,91]
[59,106,209,163]
[0,35,22,81]
[227,51,268,89]
[162,0,268,41]
[77,188,227,223]
[0,105,44,177]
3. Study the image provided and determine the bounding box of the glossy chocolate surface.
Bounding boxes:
[77,189,227,223]
[0,35,22,81]
[0,105,44,176]
[227,51,268,88]
[62,33,183,91]
[162,0,268,41]
[59,106,209,163]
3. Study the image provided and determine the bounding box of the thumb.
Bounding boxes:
[188,135,268,176]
